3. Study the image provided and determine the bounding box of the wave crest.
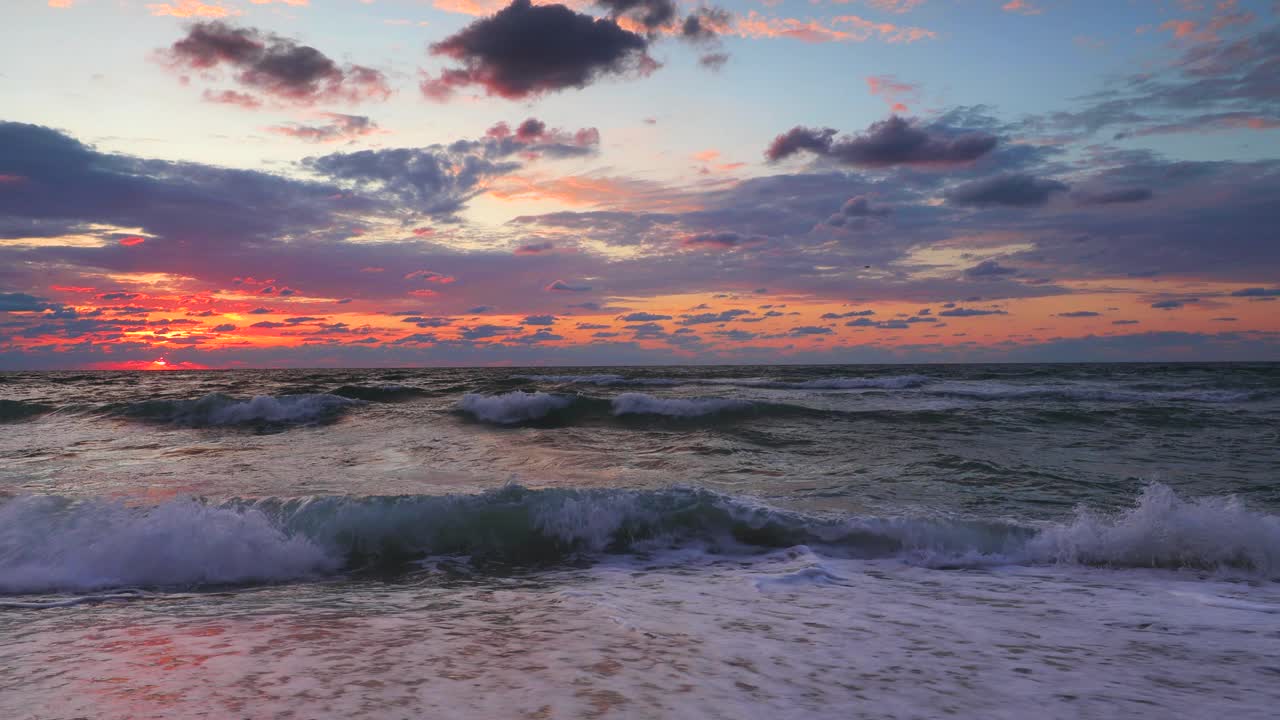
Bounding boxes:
[113,393,361,427]
[3,483,1275,595]
[459,391,574,424]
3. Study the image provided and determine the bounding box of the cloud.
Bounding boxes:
[515,241,556,254]
[827,195,891,226]
[1057,311,1101,318]
[476,117,602,159]
[302,144,518,218]
[422,0,654,101]
[163,21,392,106]
[0,292,58,312]
[681,231,745,249]
[266,114,381,143]
[678,309,752,325]
[521,314,557,325]
[766,115,997,168]
[964,259,1017,278]
[147,1,239,19]
[546,280,592,292]
[681,7,732,43]
[937,307,1007,317]
[945,173,1068,207]
[1073,188,1153,206]
[1151,298,1198,309]
[789,325,833,335]
[596,0,676,33]
[733,12,936,44]
[698,53,730,71]
[1231,287,1280,297]
[620,311,671,321]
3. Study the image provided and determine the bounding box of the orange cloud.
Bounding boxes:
[488,174,703,212]
[733,12,936,44]
[147,0,240,18]
[120,236,146,247]
[866,75,920,113]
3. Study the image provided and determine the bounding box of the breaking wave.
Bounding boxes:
[458,391,575,424]
[2,483,1276,594]
[610,393,754,417]
[459,391,810,424]
[517,373,929,390]
[109,393,362,428]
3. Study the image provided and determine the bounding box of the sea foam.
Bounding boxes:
[458,391,574,424]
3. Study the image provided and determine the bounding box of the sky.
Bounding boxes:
[1,0,1278,369]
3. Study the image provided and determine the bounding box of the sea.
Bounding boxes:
[1,363,1278,719]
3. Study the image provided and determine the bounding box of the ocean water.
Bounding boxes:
[1,363,1278,719]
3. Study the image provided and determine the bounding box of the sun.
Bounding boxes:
[152,358,168,367]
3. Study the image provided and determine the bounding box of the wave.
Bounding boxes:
[610,393,754,418]
[930,382,1259,403]
[0,399,51,424]
[331,384,429,403]
[458,391,575,424]
[517,374,930,391]
[2,483,1275,594]
[460,391,807,424]
[109,393,361,428]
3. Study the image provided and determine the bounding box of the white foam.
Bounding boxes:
[1024,483,1280,574]
[0,496,337,594]
[458,391,574,424]
[610,393,753,417]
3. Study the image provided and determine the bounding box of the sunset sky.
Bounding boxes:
[1,0,1278,369]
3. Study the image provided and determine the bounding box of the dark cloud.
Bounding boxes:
[945,173,1068,207]
[423,0,654,101]
[766,116,997,168]
[681,7,731,43]
[1073,188,1153,206]
[521,314,557,325]
[827,195,890,226]
[678,309,752,325]
[302,145,518,218]
[681,231,744,249]
[1231,287,1280,297]
[789,325,833,335]
[0,292,57,312]
[964,260,1017,278]
[546,280,592,292]
[596,0,676,32]
[164,22,391,106]
[1151,298,1198,309]
[1058,311,1101,318]
[938,308,1007,317]
[471,117,601,159]
[698,53,729,71]
[515,241,556,255]
[212,324,237,332]
[620,312,671,321]
[267,114,381,143]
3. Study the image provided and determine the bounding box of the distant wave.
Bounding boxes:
[610,393,754,417]
[0,399,51,424]
[331,384,430,403]
[931,382,1259,404]
[3,483,1275,594]
[517,374,930,390]
[110,393,361,428]
[458,391,575,424]
[460,390,807,424]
